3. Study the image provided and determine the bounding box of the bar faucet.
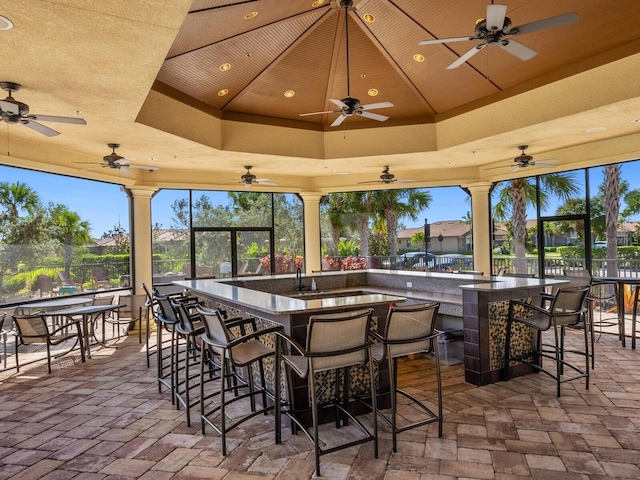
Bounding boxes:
[296,267,303,291]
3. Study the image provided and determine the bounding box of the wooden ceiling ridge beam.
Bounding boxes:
[352,2,436,115]
[219,7,336,111]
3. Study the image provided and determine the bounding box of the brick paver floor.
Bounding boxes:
[0,326,639,479]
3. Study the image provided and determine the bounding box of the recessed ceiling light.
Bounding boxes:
[0,15,13,30]
[413,54,425,62]
[284,90,295,98]
[448,162,454,165]
[368,89,378,97]
[74,110,82,115]
[244,11,258,19]
[633,119,640,123]
[363,13,375,23]
[219,63,231,72]
[149,157,156,161]
[312,0,325,7]
[218,89,229,96]
[585,127,606,133]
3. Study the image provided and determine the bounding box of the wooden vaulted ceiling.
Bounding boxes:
[2,1,640,192]
[157,0,640,127]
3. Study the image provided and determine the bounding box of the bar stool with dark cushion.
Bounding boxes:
[155,294,181,401]
[275,308,378,477]
[504,285,590,397]
[197,306,282,456]
[368,302,442,452]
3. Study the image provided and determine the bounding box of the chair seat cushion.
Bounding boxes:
[230,340,273,366]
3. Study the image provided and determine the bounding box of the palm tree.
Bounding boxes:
[321,193,354,256]
[50,205,92,278]
[493,173,578,274]
[347,191,375,259]
[0,181,40,220]
[371,189,432,257]
[603,164,620,276]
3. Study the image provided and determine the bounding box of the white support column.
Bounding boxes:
[466,183,494,276]
[128,186,158,295]
[300,192,323,273]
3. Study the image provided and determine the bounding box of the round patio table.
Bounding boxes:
[17,296,94,314]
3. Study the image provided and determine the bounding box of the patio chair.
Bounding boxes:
[275,308,378,477]
[91,268,110,289]
[57,270,82,289]
[365,302,443,452]
[36,274,57,297]
[198,305,282,456]
[12,311,85,374]
[504,286,590,397]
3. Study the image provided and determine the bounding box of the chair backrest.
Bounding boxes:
[172,298,199,333]
[154,283,185,297]
[382,303,440,359]
[0,312,7,333]
[12,313,50,343]
[306,308,372,372]
[116,294,147,319]
[156,294,180,324]
[93,295,115,306]
[57,270,73,284]
[550,286,590,326]
[37,275,54,294]
[197,306,233,354]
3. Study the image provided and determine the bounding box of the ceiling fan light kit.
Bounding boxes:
[239,165,277,188]
[73,143,159,175]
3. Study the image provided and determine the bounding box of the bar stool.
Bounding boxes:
[504,286,590,397]
[171,298,207,426]
[155,294,181,401]
[197,306,281,455]
[275,308,378,477]
[368,302,442,452]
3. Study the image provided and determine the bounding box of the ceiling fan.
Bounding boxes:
[419,3,579,69]
[299,0,394,127]
[0,81,87,136]
[358,166,417,185]
[486,145,559,173]
[239,166,277,189]
[75,143,159,175]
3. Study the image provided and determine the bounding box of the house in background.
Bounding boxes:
[398,220,472,254]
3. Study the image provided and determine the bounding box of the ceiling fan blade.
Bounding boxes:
[358,111,388,122]
[26,114,86,125]
[257,181,278,186]
[512,12,579,36]
[80,166,106,172]
[118,167,133,175]
[447,44,485,69]
[254,177,272,182]
[534,159,559,167]
[486,4,508,31]
[361,101,394,111]
[20,119,60,136]
[357,180,382,185]
[329,98,348,109]
[0,100,20,114]
[499,39,537,61]
[331,114,347,127]
[510,165,522,173]
[419,36,477,45]
[300,110,339,117]
[396,179,418,184]
[127,164,160,171]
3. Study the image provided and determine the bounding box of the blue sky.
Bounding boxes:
[1,162,639,237]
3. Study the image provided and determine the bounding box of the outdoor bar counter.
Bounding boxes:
[174,270,567,393]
